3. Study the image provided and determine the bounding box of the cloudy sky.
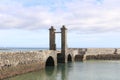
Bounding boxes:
[0,0,120,48]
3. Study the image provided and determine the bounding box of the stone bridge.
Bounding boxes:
[0,49,79,68]
[0,49,79,79]
[49,26,77,63]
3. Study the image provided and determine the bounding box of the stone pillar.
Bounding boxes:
[57,25,67,63]
[49,26,56,50]
[61,25,67,54]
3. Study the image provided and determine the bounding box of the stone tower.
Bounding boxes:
[61,25,67,54]
[49,26,56,50]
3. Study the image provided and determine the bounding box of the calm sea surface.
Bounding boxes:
[6,61,120,80]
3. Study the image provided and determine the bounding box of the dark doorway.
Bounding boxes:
[67,54,72,62]
[46,56,54,66]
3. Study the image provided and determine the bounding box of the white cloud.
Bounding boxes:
[0,0,120,33]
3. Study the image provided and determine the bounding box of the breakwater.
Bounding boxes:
[0,50,57,79]
[73,48,120,61]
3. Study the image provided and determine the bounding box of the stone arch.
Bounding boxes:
[74,55,83,61]
[46,56,55,66]
[67,54,72,62]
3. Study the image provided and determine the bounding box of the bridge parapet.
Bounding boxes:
[68,48,86,55]
[86,48,115,55]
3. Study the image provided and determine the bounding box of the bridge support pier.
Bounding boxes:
[59,26,67,63]
[49,26,56,50]
[57,54,67,63]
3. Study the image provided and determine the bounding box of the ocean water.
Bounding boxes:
[6,61,120,80]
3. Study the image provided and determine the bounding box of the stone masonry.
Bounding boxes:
[0,50,57,79]
[49,25,68,63]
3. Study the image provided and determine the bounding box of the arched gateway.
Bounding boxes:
[46,56,54,66]
[67,54,72,62]
[49,26,76,63]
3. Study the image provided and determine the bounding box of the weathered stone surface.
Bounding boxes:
[68,48,120,61]
[74,55,83,61]
[0,50,57,79]
[85,54,120,60]
[82,48,120,60]
[116,49,120,54]
[86,48,115,55]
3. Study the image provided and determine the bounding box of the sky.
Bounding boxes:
[0,0,120,48]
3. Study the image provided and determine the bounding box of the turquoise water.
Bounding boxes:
[6,61,120,80]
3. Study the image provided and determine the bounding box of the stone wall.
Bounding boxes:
[116,48,120,54]
[83,48,120,60]
[86,48,116,55]
[84,54,120,60]
[0,50,57,79]
[69,48,120,61]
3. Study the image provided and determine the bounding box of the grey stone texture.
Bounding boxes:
[86,48,116,55]
[0,50,57,79]
[61,25,67,55]
[70,48,120,61]
[0,50,57,68]
[49,26,56,50]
